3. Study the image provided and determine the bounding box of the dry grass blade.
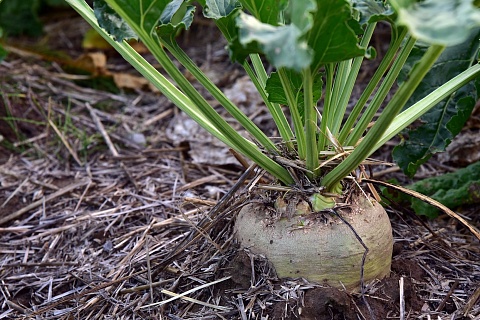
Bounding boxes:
[154,288,230,311]
[141,276,231,308]
[0,179,90,226]
[85,102,140,190]
[363,178,480,240]
[463,286,480,316]
[84,102,118,157]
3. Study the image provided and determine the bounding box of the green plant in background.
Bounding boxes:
[383,161,480,218]
[0,0,68,36]
[63,0,480,288]
[0,0,69,62]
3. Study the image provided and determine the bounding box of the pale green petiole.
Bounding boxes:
[278,67,306,160]
[303,68,319,178]
[322,45,447,191]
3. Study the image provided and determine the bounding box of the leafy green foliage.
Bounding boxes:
[94,0,137,41]
[201,0,246,61]
[0,0,69,36]
[236,12,312,71]
[235,0,316,71]
[393,29,480,177]
[67,0,480,192]
[351,0,394,25]
[390,0,480,46]
[383,161,480,218]
[203,0,240,19]
[239,0,284,25]
[0,0,42,36]
[156,2,195,39]
[306,0,364,70]
[266,70,322,121]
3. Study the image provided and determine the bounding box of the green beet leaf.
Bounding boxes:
[236,12,313,71]
[390,0,480,46]
[393,29,480,177]
[93,0,138,41]
[234,0,365,72]
[239,0,285,25]
[265,70,323,121]
[95,0,180,40]
[235,0,316,71]
[156,1,195,39]
[202,0,240,19]
[383,162,480,218]
[409,161,480,218]
[306,0,364,71]
[351,0,395,25]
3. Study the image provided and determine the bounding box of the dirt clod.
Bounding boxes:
[301,287,356,320]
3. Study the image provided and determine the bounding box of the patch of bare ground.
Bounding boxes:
[1,14,479,320]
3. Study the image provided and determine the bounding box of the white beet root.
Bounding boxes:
[234,195,393,290]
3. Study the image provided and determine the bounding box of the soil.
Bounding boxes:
[0,5,479,320]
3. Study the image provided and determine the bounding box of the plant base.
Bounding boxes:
[234,195,393,291]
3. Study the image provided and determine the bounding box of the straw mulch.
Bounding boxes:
[1,17,480,320]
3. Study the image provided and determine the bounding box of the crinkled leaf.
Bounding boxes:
[266,70,323,120]
[239,0,285,25]
[409,161,480,218]
[202,0,240,19]
[351,0,395,25]
[390,0,480,46]
[96,0,185,41]
[235,0,364,71]
[236,12,313,71]
[156,3,195,39]
[307,0,365,71]
[393,29,480,177]
[365,46,377,59]
[94,0,138,41]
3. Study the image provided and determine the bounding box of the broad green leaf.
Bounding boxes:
[351,0,394,25]
[307,0,365,71]
[94,0,137,41]
[284,0,316,32]
[390,0,480,46]
[236,12,313,71]
[393,29,480,177]
[100,0,174,37]
[156,3,195,38]
[203,0,240,19]
[239,0,285,25]
[383,161,480,218]
[266,70,322,120]
[409,161,480,218]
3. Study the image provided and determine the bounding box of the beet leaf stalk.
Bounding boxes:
[66,0,480,198]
